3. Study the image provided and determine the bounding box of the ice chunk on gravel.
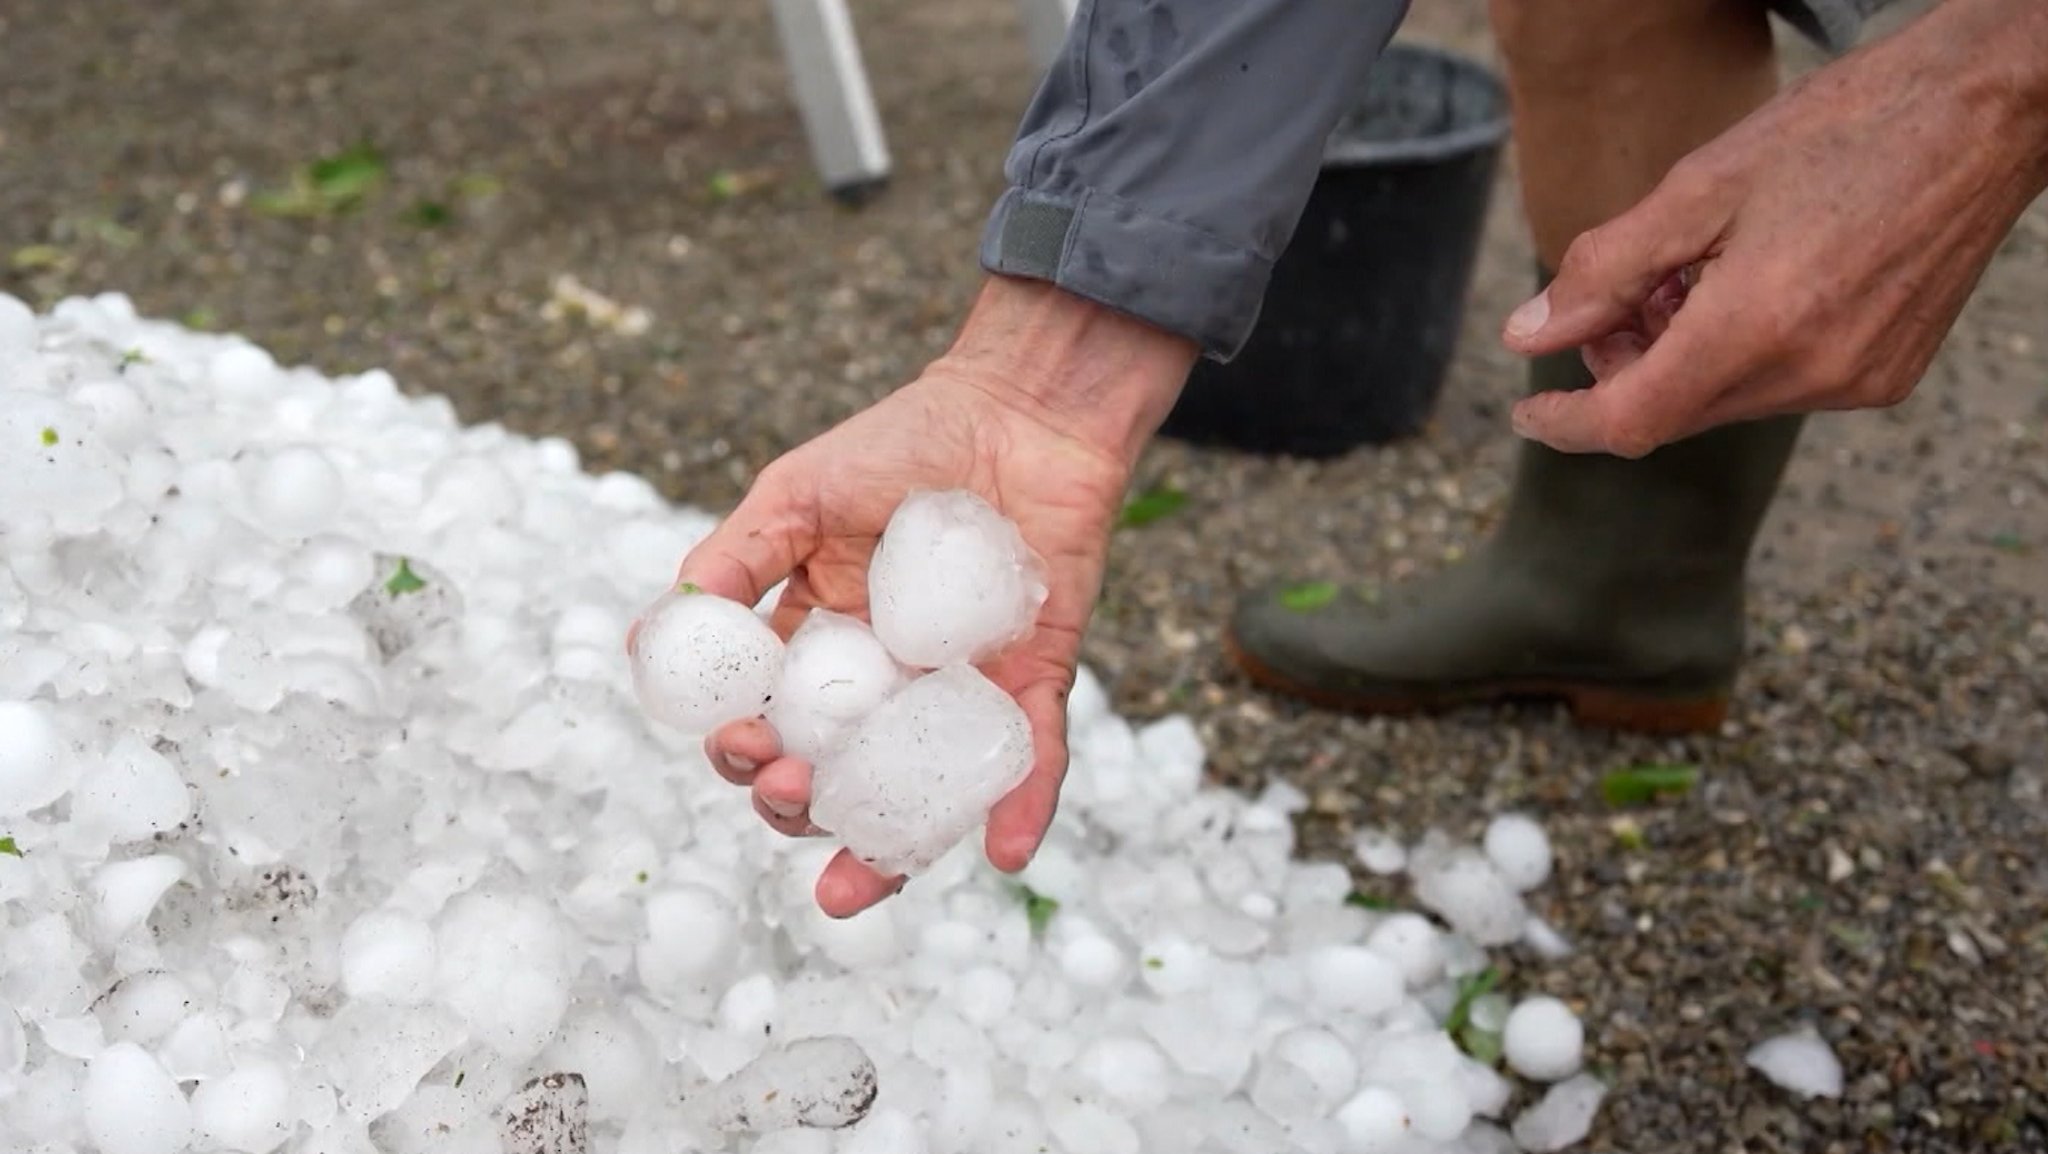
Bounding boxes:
[1746,1026,1844,1099]
[1511,1073,1608,1152]
[866,488,1047,668]
[1411,834,1530,946]
[1482,812,1554,892]
[1503,995,1586,1082]
[809,665,1033,876]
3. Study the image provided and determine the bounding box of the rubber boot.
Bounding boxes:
[1224,302,1804,734]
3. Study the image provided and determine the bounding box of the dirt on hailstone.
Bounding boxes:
[4,0,2046,1149]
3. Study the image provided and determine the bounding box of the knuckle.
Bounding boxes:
[1871,374,1916,409]
[1556,229,1608,284]
[1657,154,1719,207]
[1599,409,1666,459]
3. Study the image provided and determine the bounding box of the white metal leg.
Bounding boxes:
[1017,0,1079,74]
[767,0,892,197]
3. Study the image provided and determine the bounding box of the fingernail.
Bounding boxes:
[1509,404,1537,439]
[764,795,802,818]
[1506,291,1550,340]
[726,754,757,773]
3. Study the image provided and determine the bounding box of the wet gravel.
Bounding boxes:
[4,0,2046,1148]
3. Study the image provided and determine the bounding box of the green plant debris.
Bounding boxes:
[252,143,387,218]
[455,173,503,199]
[182,306,219,330]
[1600,763,1699,807]
[68,216,139,249]
[1012,884,1060,936]
[1609,816,1647,851]
[119,348,148,369]
[708,171,743,201]
[1278,581,1339,613]
[39,427,59,447]
[1442,966,1500,1036]
[1116,484,1188,529]
[1143,956,1163,970]
[385,558,427,596]
[405,199,453,228]
[635,871,649,885]
[1990,531,2029,555]
[674,580,702,595]
[0,836,20,857]
[9,245,68,273]
[1458,1024,1504,1066]
[1344,891,1394,911]
[454,1070,465,1088]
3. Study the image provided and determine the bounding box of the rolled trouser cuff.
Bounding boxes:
[980,186,1275,363]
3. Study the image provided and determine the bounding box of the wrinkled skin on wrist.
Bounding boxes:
[1502,0,2048,457]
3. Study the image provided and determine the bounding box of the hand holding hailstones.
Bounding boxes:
[629,489,1048,878]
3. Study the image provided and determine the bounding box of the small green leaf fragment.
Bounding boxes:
[1610,817,1647,851]
[1442,966,1500,1035]
[253,143,386,217]
[1116,484,1188,529]
[308,144,386,203]
[406,200,453,228]
[455,173,503,199]
[119,348,148,368]
[1278,581,1339,613]
[1013,884,1060,936]
[182,306,219,330]
[1344,891,1393,911]
[385,558,427,596]
[39,427,59,447]
[1458,1024,1504,1066]
[9,244,68,272]
[635,870,649,884]
[1991,531,2028,554]
[1144,956,1163,970]
[674,580,702,595]
[708,171,742,201]
[0,836,20,857]
[1600,763,1700,807]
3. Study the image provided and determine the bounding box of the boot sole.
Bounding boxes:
[1222,631,1729,736]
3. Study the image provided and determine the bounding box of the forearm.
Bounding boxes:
[1923,0,2048,190]
[939,276,1198,469]
[979,0,1412,362]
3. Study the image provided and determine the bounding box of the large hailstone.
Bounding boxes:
[866,489,1047,669]
[765,610,908,763]
[0,699,80,817]
[809,665,1034,877]
[1502,996,1585,1082]
[629,586,785,734]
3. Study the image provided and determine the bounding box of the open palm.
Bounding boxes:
[669,369,1132,917]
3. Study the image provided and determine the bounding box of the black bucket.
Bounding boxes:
[1159,42,1510,458]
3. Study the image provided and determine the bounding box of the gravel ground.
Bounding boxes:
[5,0,2047,1149]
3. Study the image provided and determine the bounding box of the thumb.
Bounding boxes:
[671,467,818,609]
[1504,166,1728,356]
